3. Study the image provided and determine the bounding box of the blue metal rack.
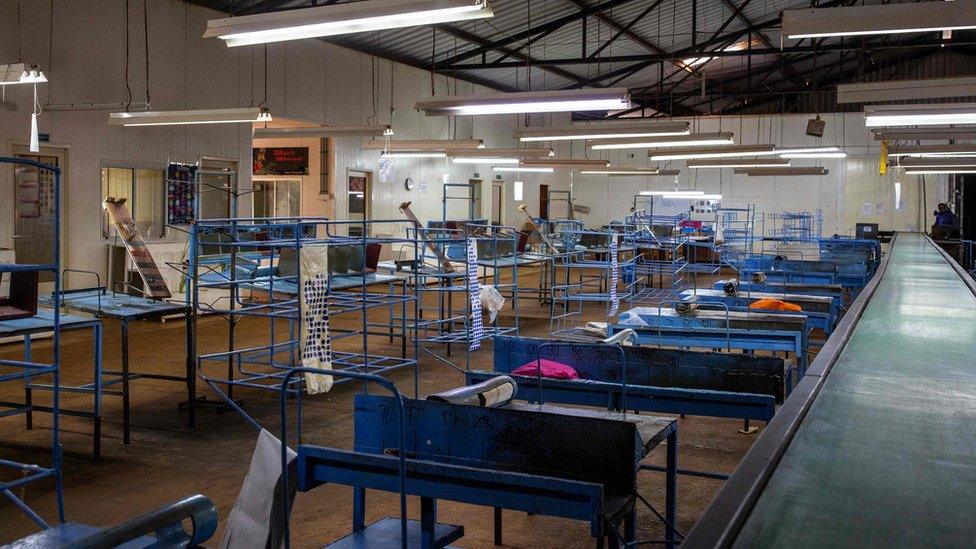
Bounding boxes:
[624,206,690,304]
[717,205,757,269]
[186,217,421,430]
[403,221,521,371]
[0,157,65,530]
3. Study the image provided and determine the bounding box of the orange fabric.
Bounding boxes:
[749,298,802,312]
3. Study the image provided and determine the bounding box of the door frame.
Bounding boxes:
[9,140,70,279]
[491,180,505,226]
[346,169,372,235]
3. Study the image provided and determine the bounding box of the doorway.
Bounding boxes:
[467,179,483,220]
[12,144,69,282]
[253,178,301,218]
[347,170,371,236]
[491,181,504,226]
[539,183,550,220]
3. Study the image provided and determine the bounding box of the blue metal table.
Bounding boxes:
[610,307,809,375]
[0,310,103,459]
[42,287,193,445]
[680,288,837,336]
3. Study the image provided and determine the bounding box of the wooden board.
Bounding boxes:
[518,204,560,254]
[399,202,455,273]
[102,197,172,299]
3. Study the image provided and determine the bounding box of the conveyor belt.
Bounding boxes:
[685,233,976,547]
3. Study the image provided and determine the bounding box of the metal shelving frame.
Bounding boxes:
[0,157,65,530]
[186,216,420,430]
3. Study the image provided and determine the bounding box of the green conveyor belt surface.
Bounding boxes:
[735,233,976,547]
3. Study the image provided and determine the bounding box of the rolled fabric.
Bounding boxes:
[675,297,699,316]
[723,279,739,296]
[751,271,767,284]
[427,375,517,408]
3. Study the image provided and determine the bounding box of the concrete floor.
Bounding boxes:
[0,272,763,547]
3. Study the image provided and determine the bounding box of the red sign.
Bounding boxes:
[253,147,309,175]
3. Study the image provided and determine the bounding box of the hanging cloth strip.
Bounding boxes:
[609,235,620,317]
[467,238,484,351]
[300,245,334,394]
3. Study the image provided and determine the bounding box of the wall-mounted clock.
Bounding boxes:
[404,177,416,191]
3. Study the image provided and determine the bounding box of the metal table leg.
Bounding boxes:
[121,320,131,444]
[666,429,678,549]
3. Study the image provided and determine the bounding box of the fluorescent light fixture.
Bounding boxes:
[519,158,611,169]
[872,128,976,141]
[898,158,976,169]
[649,145,775,161]
[639,190,705,197]
[864,103,976,127]
[887,144,976,158]
[895,182,902,211]
[838,76,976,104]
[416,88,630,116]
[453,157,519,164]
[904,168,976,174]
[493,166,555,173]
[773,146,841,155]
[590,132,735,150]
[579,168,660,176]
[689,158,791,169]
[205,0,494,47]
[514,122,689,142]
[108,107,271,126]
[364,139,482,151]
[782,0,976,40]
[780,152,847,159]
[381,151,447,158]
[733,167,829,176]
[446,148,552,158]
[0,63,46,86]
[513,181,523,201]
[680,193,723,200]
[253,124,392,138]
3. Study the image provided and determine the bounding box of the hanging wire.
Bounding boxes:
[17,0,23,62]
[143,0,151,109]
[258,44,268,107]
[124,0,133,111]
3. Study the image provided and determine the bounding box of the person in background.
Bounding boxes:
[935,203,959,226]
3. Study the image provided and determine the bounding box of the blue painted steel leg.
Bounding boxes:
[94,323,103,460]
[493,507,502,545]
[24,334,33,429]
[122,320,131,444]
[353,487,366,532]
[625,507,636,544]
[666,430,677,549]
[421,496,435,549]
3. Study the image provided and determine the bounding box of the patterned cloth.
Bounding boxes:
[609,235,620,317]
[467,238,484,351]
[300,246,334,394]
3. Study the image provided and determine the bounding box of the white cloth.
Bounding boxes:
[300,245,334,394]
[479,285,505,323]
[220,429,297,549]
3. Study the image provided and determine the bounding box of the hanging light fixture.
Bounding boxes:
[380,151,447,159]
[639,190,705,197]
[416,88,630,116]
[364,139,483,151]
[898,158,976,169]
[689,158,791,169]
[0,63,47,86]
[864,103,976,127]
[514,122,689,142]
[579,168,675,176]
[492,166,555,173]
[205,0,494,47]
[108,107,272,126]
[733,167,829,176]
[590,132,735,150]
[649,145,776,161]
[887,144,976,158]
[254,125,393,138]
[519,158,611,169]
[781,0,976,40]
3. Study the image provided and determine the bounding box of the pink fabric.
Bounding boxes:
[511,359,580,380]
[679,220,703,230]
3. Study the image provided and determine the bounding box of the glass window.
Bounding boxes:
[101,166,165,238]
[252,179,301,218]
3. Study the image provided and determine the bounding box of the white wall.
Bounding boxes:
[0,0,560,283]
[0,1,948,285]
[570,113,946,235]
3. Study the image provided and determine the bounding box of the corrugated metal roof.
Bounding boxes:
[187,0,976,114]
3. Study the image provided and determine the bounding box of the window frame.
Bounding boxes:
[99,160,167,240]
[251,176,302,219]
